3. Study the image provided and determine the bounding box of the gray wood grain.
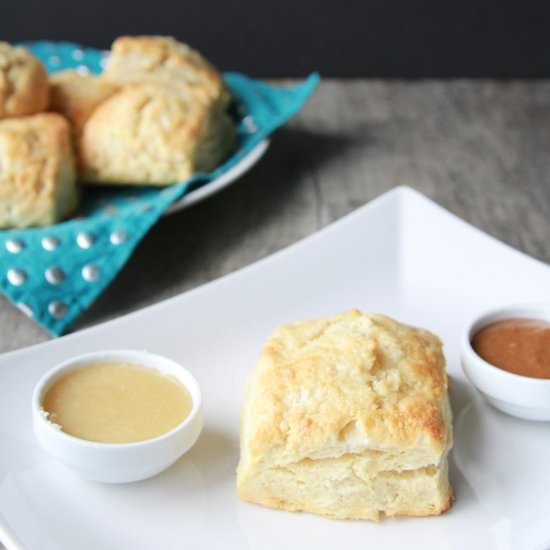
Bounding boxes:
[1,79,549,353]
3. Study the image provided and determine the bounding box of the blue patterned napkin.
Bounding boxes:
[0,41,319,335]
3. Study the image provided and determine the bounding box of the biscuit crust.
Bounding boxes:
[0,113,78,227]
[79,84,235,185]
[0,43,49,118]
[237,309,453,520]
[103,36,229,107]
[49,70,119,135]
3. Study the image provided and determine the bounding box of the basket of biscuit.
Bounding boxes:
[0,37,318,333]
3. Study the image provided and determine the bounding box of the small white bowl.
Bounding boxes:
[32,349,203,483]
[461,304,550,421]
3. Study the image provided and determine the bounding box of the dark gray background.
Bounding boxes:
[1,0,548,77]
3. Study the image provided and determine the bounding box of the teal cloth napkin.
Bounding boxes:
[0,41,319,335]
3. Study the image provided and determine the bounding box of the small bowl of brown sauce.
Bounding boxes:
[461,305,550,421]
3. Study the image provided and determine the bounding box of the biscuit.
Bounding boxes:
[102,35,230,107]
[0,113,78,227]
[49,70,119,135]
[0,43,49,119]
[79,83,235,185]
[237,309,453,521]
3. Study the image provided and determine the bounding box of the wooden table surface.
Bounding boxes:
[1,79,549,353]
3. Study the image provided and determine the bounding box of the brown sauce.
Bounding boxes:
[472,318,550,379]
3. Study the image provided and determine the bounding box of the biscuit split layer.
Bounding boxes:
[237,309,453,520]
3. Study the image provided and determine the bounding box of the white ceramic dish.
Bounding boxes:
[164,139,270,215]
[461,305,550,421]
[32,350,203,483]
[1,187,550,550]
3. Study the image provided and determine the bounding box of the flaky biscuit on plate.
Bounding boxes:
[48,70,119,135]
[79,83,235,185]
[102,36,230,107]
[237,309,453,521]
[0,113,78,228]
[0,42,49,119]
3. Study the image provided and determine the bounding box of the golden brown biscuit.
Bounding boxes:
[0,113,78,227]
[102,35,229,107]
[0,43,49,119]
[237,309,453,521]
[79,83,235,185]
[49,70,119,135]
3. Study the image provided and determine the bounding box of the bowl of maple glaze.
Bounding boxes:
[461,304,550,421]
[32,350,203,483]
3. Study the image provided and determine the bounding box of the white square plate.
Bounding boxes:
[1,187,549,550]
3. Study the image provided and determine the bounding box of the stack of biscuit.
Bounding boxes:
[237,310,454,520]
[0,36,235,228]
[0,42,77,227]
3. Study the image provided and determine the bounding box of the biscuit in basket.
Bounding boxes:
[0,42,49,119]
[102,35,229,107]
[237,309,453,521]
[0,113,78,227]
[49,70,119,135]
[79,83,235,185]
